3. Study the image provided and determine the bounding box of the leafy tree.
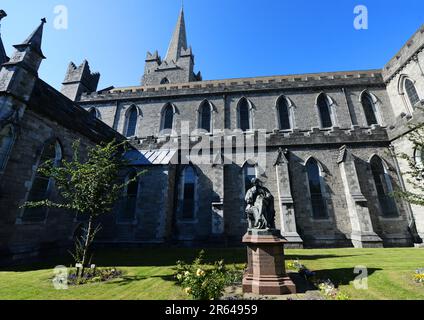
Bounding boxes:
[394,121,424,207]
[22,140,142,276]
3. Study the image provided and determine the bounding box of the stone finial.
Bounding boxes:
[0,10,7,21]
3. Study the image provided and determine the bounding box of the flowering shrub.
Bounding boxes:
[175,250,242,300]
[413,268,424,284]
[287,259,350,300]
[287,259,316,281]
[68,267,123,285]
[317,279,350,300]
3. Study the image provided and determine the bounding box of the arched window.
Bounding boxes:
[238,98,251,132]
[404,78,420,109]
[361,92,379,126]
[161,104,174,132]
[199,101,212,133]
[181,166,196,220]
[160,77,170,85]
[119,169,139,223]
[88,108,99,119]
[23,140,62,222]
[0,125,15,171]
[125,106,138,137]
[306,158,328,219]
[277,97,291,130]
[370,156,398,217]
[415,147,424,167]
[243,163,257,194]
[317,94,333,128]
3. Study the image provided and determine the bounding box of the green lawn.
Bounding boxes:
[0,247,423,300]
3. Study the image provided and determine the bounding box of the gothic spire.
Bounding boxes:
[14,18,46,59]
[164,7,188,63]
[0,10,8,64]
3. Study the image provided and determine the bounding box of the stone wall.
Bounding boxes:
[0,109,97,259]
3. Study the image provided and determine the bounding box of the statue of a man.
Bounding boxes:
[245,178,276,230]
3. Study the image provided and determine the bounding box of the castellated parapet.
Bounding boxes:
[61,60,100,101]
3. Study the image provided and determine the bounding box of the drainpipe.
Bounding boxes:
[388,144,420,243]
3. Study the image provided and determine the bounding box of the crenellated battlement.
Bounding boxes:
[61,60,100,101]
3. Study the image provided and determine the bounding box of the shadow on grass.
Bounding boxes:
[107,274,176,287]
[313,267,382,287]
[0,247,376,272]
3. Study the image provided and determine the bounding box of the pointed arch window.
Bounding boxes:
[0,125,15,172]
[88,108,100,119]
[180,166,197,220]
[361,92,379,126]
[119,169,139,223]
[238,98,252,132]
[161,103,175,132]
[277,97,292,130]
[160,77,170,85]
[125,106,139,137]
[370,156,398,217]
[317,94,333,128]
[306,158,328,219]
[199,101,212,133]
[243,163,257,194]
[404,78,420,109]
[22,140,62,222]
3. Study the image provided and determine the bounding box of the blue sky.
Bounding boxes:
[1,0,424,90]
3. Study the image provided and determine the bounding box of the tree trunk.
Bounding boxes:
[80,215,94,277]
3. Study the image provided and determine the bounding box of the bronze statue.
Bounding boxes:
[245,178,276,230]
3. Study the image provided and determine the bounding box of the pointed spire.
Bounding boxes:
[14,18,46,59]
[165,7,188,63]
[0,10,8,64]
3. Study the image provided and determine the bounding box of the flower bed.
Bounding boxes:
[68,267,124,285]
[287,259,350,300]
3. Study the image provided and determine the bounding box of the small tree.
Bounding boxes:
[394,121,424,207]
[22,140,141,276]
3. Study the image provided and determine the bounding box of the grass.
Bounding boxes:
[0,247,423,300]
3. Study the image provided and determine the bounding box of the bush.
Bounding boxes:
[174,250,242,300]
[413,268,424,284]
[287,259,350,300]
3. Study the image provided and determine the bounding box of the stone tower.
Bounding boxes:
[142,7,201,86]
[61,60,100,101]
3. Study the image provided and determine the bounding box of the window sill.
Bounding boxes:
[177,219,199,224]
[116,220,138,226]
[309,217,332,223]
[378,215,402,221]
[15,218,47,226]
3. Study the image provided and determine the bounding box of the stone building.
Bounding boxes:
[0,9,423,261]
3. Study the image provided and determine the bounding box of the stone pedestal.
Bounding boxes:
[242,229,296,295]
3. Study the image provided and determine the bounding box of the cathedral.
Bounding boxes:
[0,8,423,262]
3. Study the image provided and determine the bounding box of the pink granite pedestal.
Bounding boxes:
[242,229,296,295]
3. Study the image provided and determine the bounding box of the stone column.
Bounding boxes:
[338,146,383,248]
[274,149,303,248]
